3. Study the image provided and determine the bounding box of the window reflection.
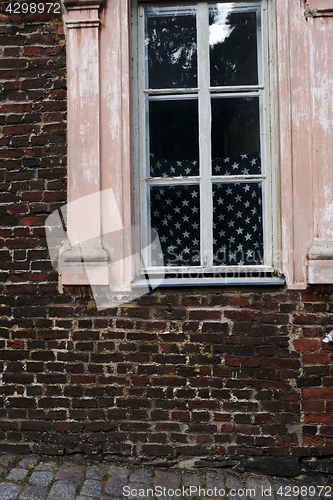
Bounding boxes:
[145,7,197,89]
[209,3,259,86]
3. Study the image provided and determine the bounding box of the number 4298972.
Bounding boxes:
[5,3,61,14]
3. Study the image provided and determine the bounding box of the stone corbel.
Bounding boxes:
[307,243,333,283]
[304,1,333,18]
[61,0,109,285]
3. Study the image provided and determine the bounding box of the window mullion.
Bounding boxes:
[197,2,212,268]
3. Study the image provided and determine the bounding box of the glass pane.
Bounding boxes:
[150,184,200,266]
[149,99,199,177]
[212,182,264,266]
[211,96,261,175]
[145,6,197,89]
[209,4,259,87]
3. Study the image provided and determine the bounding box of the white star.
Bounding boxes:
[176,238,182,245]
[153,210,160,217]
[182,200,189,206]
[245,217,250,224]
[192,222,199,229]
[243,184,250,192]
[160,235,167,243]
[228,220,235,227]
[251,190,257,198]
[251,207,257,214]
[229,252,236,261]
[184,247,190,254]
[215,165,221,172]
[176,191,182,197]
[192,238,199,245]
[151,243,157,250]
[246,250,253,258]
[252,224,258,231]
[226,187,233,195]
[244,201,250,208]
[162,172,167,177]
[232,162,239,170]
[218,214,225,221]
[168,245,175,252]
[224,157,230,163]
[217,198,224,205]
[237,244,243,251]
[176,161,182,166]
[175,222,181,229]
[242,168,249,175]
[219,230,225,237]
[241,154,248,159]
[236,227,243,234]
[245,233,251,241]
[183,215,189,222]
[229,236,235,244]
[162,218,168,226]
[236,211,242,218]
[235,195,242,202]
[174,206,181,213]
[191,190,198,197]
[191,207,199,213]
[185,168,191,175]
[250,158,257,165]
[227,203,234,211]
[167,214,172,220]
[184,231,190,238]
[170,166,175,173]
[166,198,172,205]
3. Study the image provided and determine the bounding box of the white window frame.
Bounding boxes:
[132,0,281,285]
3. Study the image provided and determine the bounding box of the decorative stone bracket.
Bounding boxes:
[304,0,333,18]
[307,243,333,283]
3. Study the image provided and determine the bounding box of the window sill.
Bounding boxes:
[132,274,285,288]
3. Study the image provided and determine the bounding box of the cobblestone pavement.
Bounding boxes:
[0,453,332,500]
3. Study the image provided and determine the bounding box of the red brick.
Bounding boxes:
[294,339,321,352]
[302,353,328,364]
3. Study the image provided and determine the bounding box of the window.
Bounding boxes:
[135,0,278,282]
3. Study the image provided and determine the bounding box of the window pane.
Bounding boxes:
[212,182,264,266]
[209,4,259,87]
[149,99,199,177]
[149,185,200,266]
[145,6,197,89]
[211,96,261,174]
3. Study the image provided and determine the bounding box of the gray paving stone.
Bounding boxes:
[107,466,128,479]
[206,470,225,490]
[105,476,128,496]
[77,497,92,500]
[17,457,38,469]
[19,485,48,500]
[34,462,57,472]
[55,463,83,484]
[6,468,28,481]
[0,467,6,476]
[105,467,128,496]
[0,482,21,500]
[246,476,274,500]
[271,479,298,500]
[80,479,102,497]
[86,466,103,480]
[46,480,78,500]
[154,470,180,489]
[0,455,16,467]
[182,472,201,488]
[29,471,54,486]
[129,471,150,484]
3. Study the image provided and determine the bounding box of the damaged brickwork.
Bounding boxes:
[1,6,333,461]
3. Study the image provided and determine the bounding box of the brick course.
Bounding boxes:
[1,4,333,460]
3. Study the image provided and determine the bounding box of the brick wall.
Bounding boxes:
[1,8,333,461]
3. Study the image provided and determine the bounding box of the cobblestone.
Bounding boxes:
[6,468,28,481]
[0,452,332,500]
